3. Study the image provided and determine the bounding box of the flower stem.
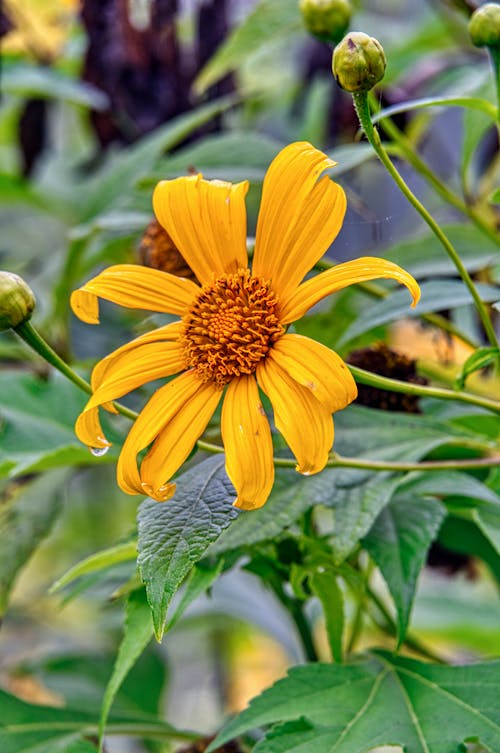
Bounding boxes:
[352,91,499,350]
[197,440,500,472]
[348,363,500,413]
[368,92,499,245]
[13,320,138,422]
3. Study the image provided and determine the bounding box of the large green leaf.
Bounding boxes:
[0,370,114,478]
[211,651,500,753]
[338,280,500,346]
[0,469,70,615]
[363,495,446,644]
[193,0,302,95]
[137,455,238,640]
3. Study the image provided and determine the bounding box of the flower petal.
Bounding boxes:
[116,370,218,499]
[280,257,421,324]
[221,375,274,510]
[153,175,249,285]
[139,382,222,502]
[252,142,346,300]
[269,334,357,413]
[75,406,110,450]
[91,321,184,394]
[257,358,333,475]
[71,265,199,324]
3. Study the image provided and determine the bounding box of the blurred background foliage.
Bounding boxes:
[0,0,499,751]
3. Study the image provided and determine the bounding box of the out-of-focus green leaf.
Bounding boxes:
[490,187,500,204]
[99,588,153,744]
[79,96,237,221]
[211,651,500,753]
[2,65,109,109]
[0,687,191,753]
[399,470,500,506]
[455,347,500,389]
[193,0,302,95]
[0,371,116,478]
[309,566,344,663]
[372,95,497,124]
[328,144,375,175]
[137,455,238,640]
[0,469,70,615]
[50,541,137,594]
[338,280,500,346]
[437,515,500,583]
[381,224,500,279]
[462,104,494,191]
[363,495,446,644]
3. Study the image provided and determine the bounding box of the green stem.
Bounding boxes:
[488,46,500,125]
[352,91,499,350]
[368,92,499,245]
[197,441,500,472]
[367,585,445,664]
[348,363,500,413]
[13,320,138,422]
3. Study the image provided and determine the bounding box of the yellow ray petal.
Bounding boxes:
[91,321,184,392]
[116,370,217,498]
[153,175,249,286]
[252,142,345,300]
[269,334,357,413]
[257,358,333,475]
[139,382,222,502]
[221,375,274,510]
[71,265,200,324]
[280,257,421,324]
[75,405,111,450]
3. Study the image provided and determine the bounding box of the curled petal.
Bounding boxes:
[221,375,274,510]
[75,405,110,450]
[253,142,345,300]
[280,257,421,324]
[117,371,219,499]
[71,265,199,324]
[153,175,249,285]
[257,358,334,475]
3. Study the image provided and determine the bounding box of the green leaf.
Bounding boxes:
[455,347,500,389]
[0,370,114,479]
[381,224,500,280]
[50,541,137,594]
[99,588,153,745]
[211,651,500,753]
[309,567,344,663]
[0,469,70,615]
[372,95,497,124]
[437,515,500,583]
[399,470,500,507]
[193,0,302,95]
[0,687,191,753]
[79,96,236,220]
[2,64,109,109]
[137,455,238,640]
[363,495,446,644]
[338,280,500,346]
[490,187,500,204]
[166,558,224,632]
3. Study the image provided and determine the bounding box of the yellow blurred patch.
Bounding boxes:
[3,0,78,61]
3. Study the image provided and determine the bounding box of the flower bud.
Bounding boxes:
[0,271,36,330]
[300,0,352,44]
[468,3,500,48]
[332,31,386,92]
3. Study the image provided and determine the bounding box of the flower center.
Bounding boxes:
[181,269,284,388]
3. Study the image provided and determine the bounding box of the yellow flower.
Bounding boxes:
[71,142,420,510]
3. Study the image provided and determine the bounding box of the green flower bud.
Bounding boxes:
[332,31,386,92]
[468,3,500,48]
[300,0,352,44]
[0,271,36,330]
